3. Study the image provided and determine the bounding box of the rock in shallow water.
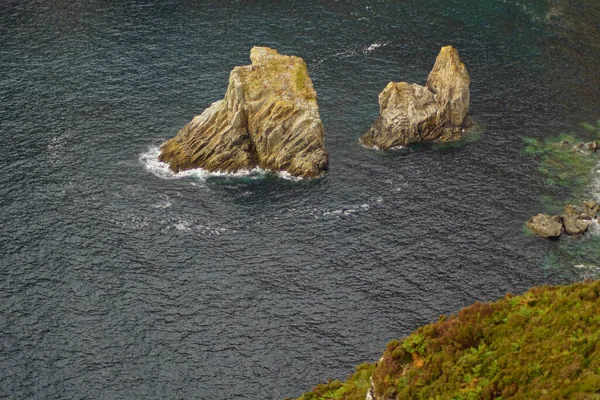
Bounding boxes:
[526,214,563,238]
[527,201,599,238]
[361,46,470,149]
[159,47,328,179]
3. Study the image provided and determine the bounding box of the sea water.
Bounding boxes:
[1,1,600,398]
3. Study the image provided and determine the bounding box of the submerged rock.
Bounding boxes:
[526,214,563,238]
[361,46,470,149]
[159,47,328,179]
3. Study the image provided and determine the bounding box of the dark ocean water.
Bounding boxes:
[2,1,600,398]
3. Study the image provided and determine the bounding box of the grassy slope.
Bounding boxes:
[295,280,600,400]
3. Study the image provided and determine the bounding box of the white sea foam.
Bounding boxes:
[159,216,236,235]
[589,161,600,202]
[140,146,268,181]
[152,200,172,209]
[174,219,192,231]
[574,263,600,280]
[364,42,388,52]
[114,214,151,229]
[313,41,389,66]
[277,170,303,181]
[316,197,383,219]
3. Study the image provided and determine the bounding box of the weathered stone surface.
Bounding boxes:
[562,215,591,236]
[159,47,328,178]
[361,46,470,149]
[360,82,440,148]
[526,214,563,238]
[583,200,599,218]
[560,201,598,236]
[426,46,470,127]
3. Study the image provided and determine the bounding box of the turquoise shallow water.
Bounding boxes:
[1,1,600,398]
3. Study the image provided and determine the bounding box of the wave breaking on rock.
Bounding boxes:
[158,47,329,179]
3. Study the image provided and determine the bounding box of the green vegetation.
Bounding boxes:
[295,280,600,400]
[292,363,374,400]
[523,120,600,279]
[294,62,316,101]
[523,119,600,202]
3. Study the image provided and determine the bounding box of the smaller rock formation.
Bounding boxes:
[159,47,328,179]
[361,46,470,149]
[526,214,563,238]
[527,201,599,238]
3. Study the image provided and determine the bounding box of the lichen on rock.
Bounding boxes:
[361,46,471,149]
[159,47,328,179]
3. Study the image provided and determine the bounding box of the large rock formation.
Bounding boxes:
[361,46,471,149]
[159,47,328,178]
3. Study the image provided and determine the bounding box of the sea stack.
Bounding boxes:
[159,47,328,178]
[361,46,471,149]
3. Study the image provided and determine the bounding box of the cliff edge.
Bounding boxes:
[294,279,600,400]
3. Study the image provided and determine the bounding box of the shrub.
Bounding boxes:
[294,280,600,400]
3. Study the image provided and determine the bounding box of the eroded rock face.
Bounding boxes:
[159,47,328,178]
[361,46,470,149]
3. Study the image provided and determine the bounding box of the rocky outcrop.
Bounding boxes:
[526,214,563,238]
[527,201,599,238]
[159,47,328,179]
[360,46,470,149]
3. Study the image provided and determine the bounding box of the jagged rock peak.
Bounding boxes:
[360,45,471,149]
[426,45,470,127]
[158,46,328,179]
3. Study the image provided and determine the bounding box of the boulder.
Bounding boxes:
[561,202,597,236]
[159,47,328,179]
[361,46,470,149]
[583,200,599,218]
[562,215,591,236]
[526,214,563,238]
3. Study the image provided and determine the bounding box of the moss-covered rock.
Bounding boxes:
[159,47,328,179]
[294,280,600,400]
